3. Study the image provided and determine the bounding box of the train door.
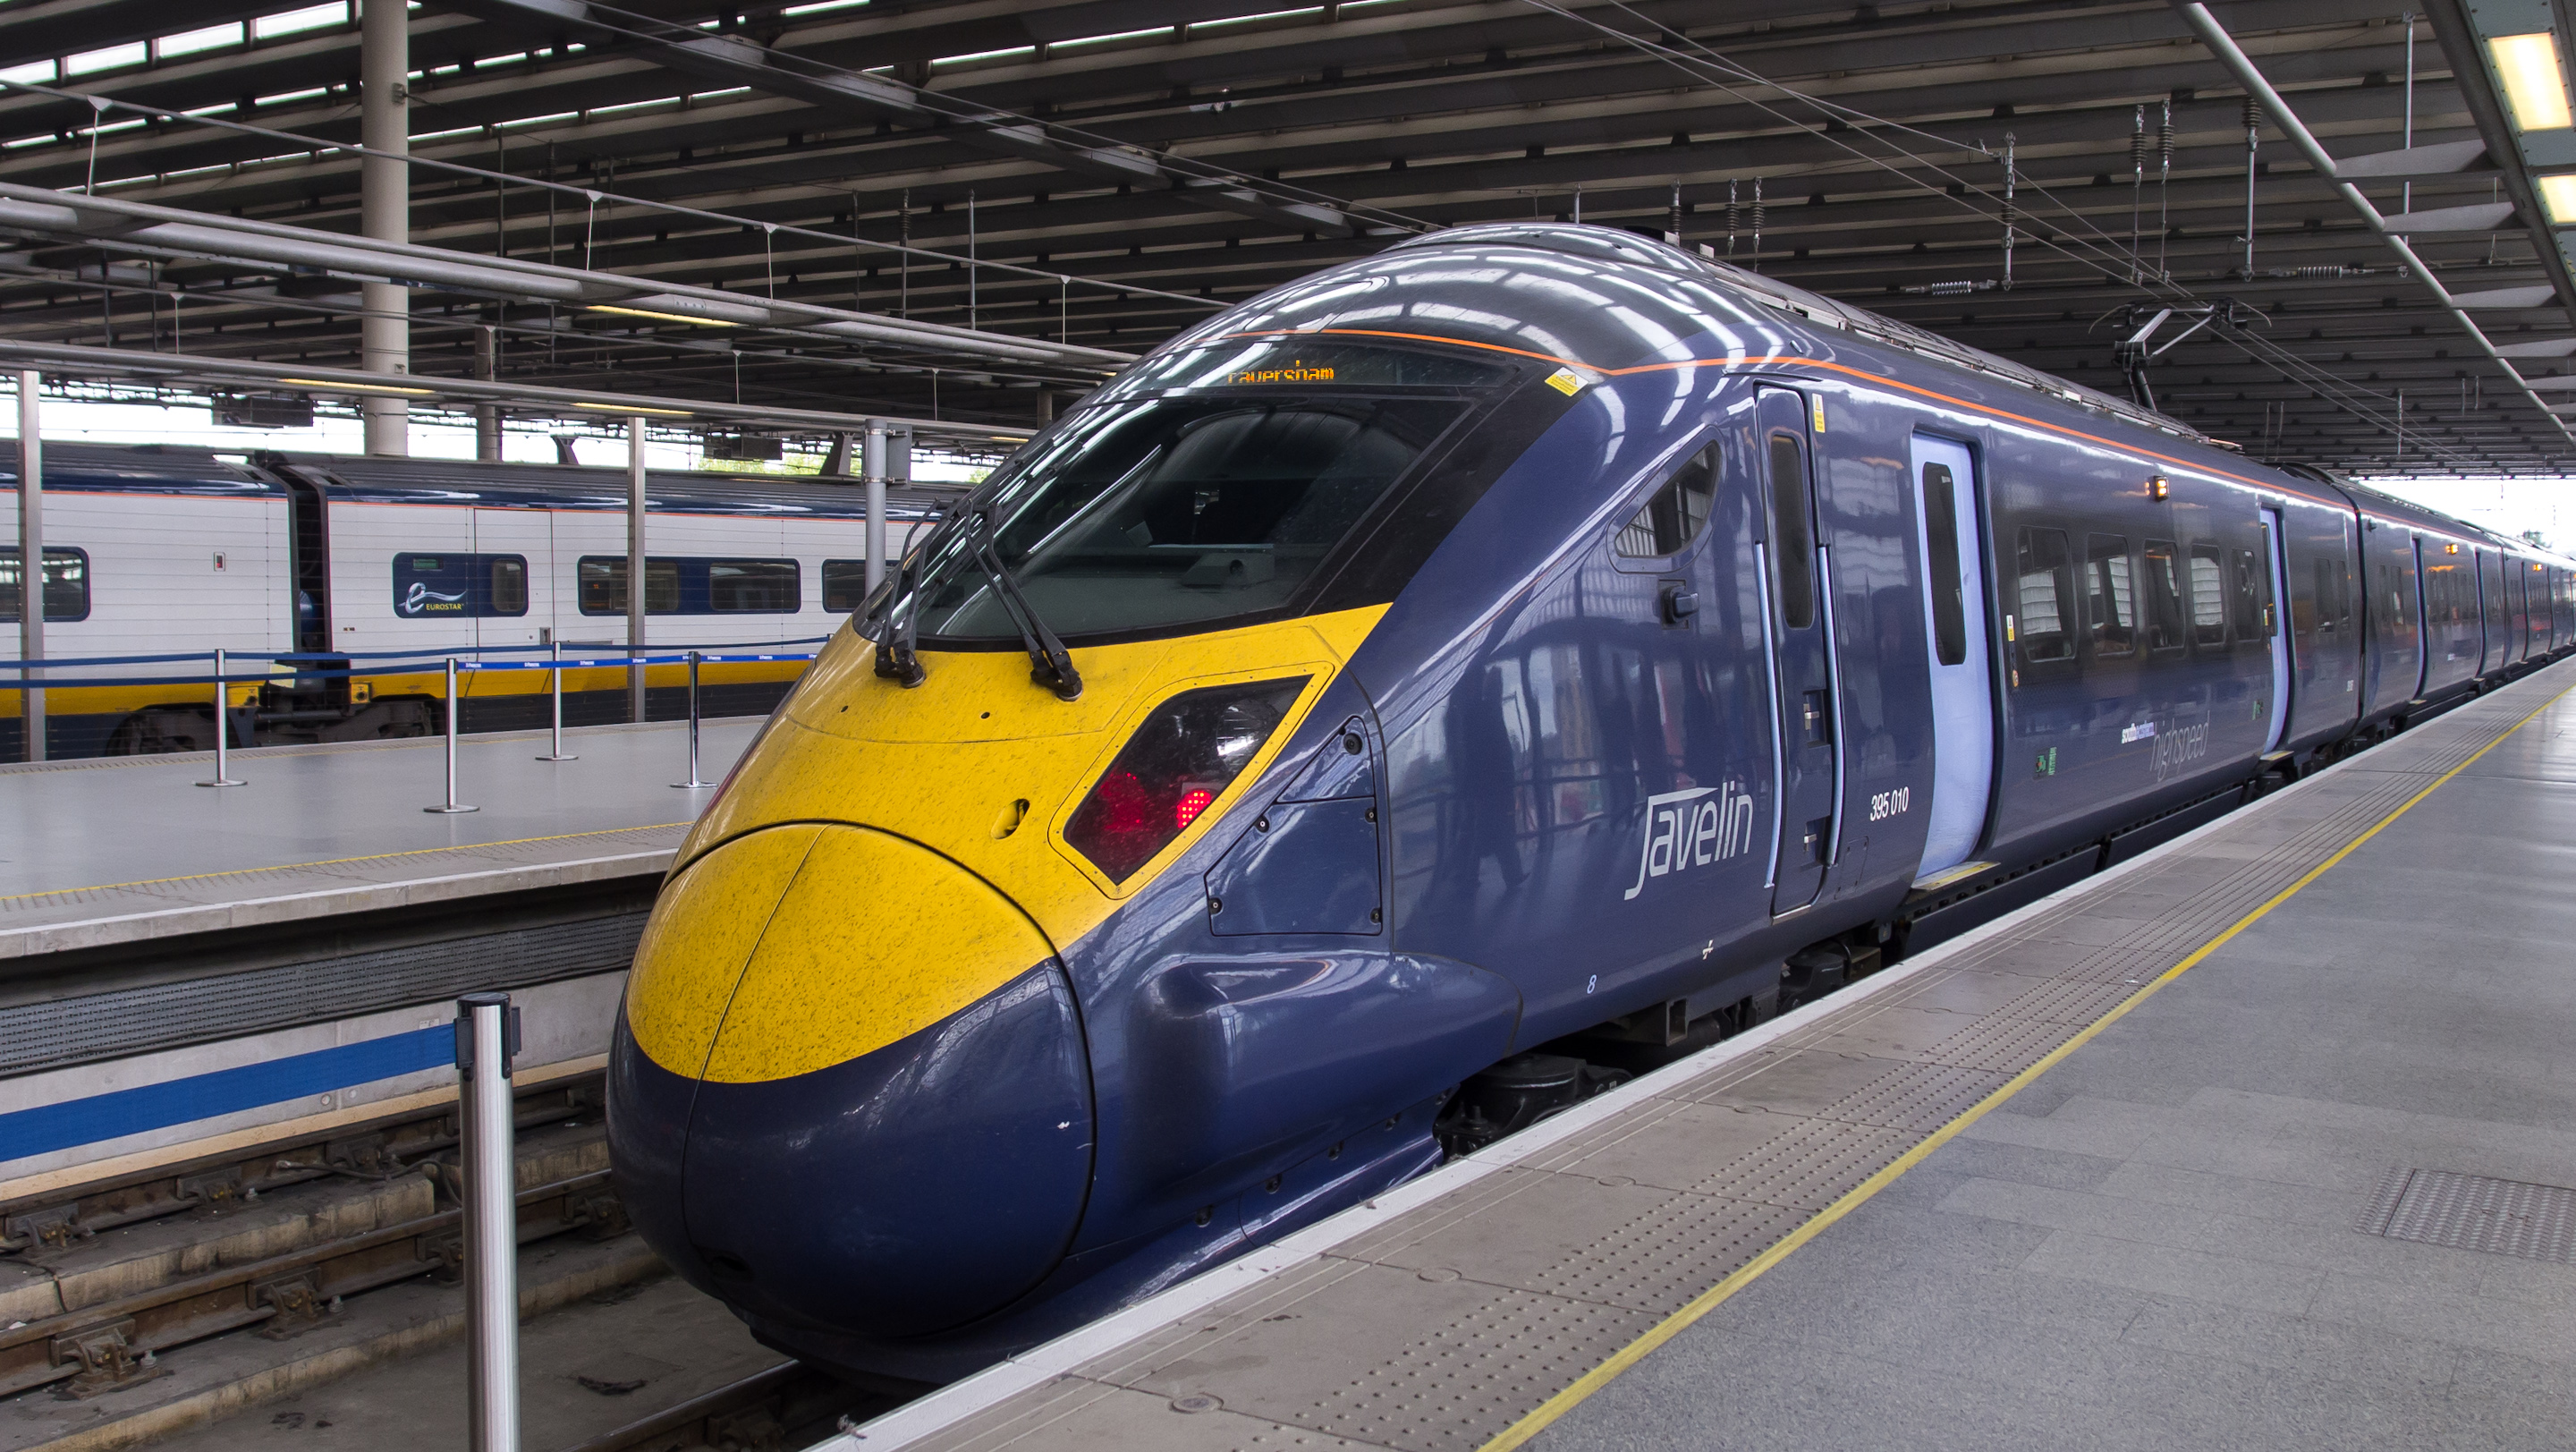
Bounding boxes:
[2411,535,2431,699]
[2476,549,2504,675]
[280,472,331,658]
[1907,435,1990,878]
[470,506,547,652]
[2259,507,2292,752]
[1755,386,1837,915]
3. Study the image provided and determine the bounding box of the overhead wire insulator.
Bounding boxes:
[2001,132,2016,292]
[2130,106,2147,284]
[1751,176,1765,273]
[2240,98,2264,280]
[2157,98,2174,283]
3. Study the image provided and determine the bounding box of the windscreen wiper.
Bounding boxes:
[870,548,927,687]
[969,510,1084,701]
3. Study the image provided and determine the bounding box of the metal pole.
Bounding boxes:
[196,646,242,787]
[626,416,646,724]
[862,420,889,592]
[360,0,410,456]
[473,323,501,462]
[673,650,709,788]
[453,991,521,1452]
[428,657,479,813]
[536,638,574,761]
[16,369,40,763]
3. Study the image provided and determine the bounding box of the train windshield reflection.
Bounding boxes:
[883,341,1512,646]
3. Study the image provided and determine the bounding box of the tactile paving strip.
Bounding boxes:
[894,661,2576,1452]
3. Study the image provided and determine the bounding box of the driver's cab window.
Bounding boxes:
[1614,446,1717,559]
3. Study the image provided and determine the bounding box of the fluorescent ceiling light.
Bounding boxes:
[2542,173,2576,225]
[254,4,349,40]
[2492,31,2573,132]
[276,378,434,395]
[64,42,145,77]
[574,402,692,416]
[588,304,739,327]
[160,22,245,59]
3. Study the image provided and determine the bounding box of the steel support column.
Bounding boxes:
[473,324,501,462]
[14,370,38,763]
[627,417,647,724]
[862,420,889,591]
[360,0,409,456]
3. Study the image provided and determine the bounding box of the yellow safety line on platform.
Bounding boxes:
[1480,681,2574,1452]
[0,825,691,904]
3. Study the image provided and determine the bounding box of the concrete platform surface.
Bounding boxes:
[1537,676,2576,1449]
[842,659,2576,1452]
[0,718,757,955]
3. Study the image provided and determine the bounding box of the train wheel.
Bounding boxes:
[101,706,217,756]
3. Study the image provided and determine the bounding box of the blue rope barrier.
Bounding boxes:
[0,652,816,690]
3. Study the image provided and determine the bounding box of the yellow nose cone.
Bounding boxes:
[624,824,1059,1085]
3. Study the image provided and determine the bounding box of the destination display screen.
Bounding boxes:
[1125,336,1513,393]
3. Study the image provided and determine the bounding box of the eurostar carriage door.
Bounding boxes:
[470,498,547,653]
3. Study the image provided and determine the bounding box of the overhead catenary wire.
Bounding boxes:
[0,76,1223,315]
[1514,0,2483,463]
[455,0,1432,240]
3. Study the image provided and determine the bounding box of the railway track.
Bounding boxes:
[0,1069,682,1449]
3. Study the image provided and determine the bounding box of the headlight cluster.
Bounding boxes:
[1063,678,1308,882]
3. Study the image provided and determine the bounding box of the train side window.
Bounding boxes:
[1920,462,1967,666]
[2012,526,2075,664]
[488,557,528,616]
[823,560,875,613]
[2313,557,2349,636]
[1614,446,1717,558]
[2187,544,2228,648]
[0,548,89,623]
[578,557,682,616]
[1767,432,1815,628]
[709,560,800,614]
[2140,539,2186,653]
[2082,533,2135,658]
[2229,547,2267,645]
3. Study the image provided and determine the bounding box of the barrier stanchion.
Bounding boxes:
[673,650,710,789]
[427,658,479,814]
[535,640,576,762]
[453,992,521,1452]
[196,648,245,788]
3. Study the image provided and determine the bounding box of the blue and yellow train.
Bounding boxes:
[608,223,2573,1381]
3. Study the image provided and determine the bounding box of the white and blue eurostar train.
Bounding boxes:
[0,447,953,758]
[604,223,2574,1382]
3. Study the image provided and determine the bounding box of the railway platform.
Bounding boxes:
[843,657,2576,1452]
[0,715,758,1194]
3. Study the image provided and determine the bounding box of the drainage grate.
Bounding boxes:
[2358,1168,2576,1264]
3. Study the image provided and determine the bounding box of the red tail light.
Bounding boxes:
[1064,678,1308,882]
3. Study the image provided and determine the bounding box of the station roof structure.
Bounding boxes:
[0,0,2569,473]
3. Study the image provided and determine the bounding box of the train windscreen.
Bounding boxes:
[885,341,1511,645]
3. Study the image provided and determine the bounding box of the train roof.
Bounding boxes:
[0,442,964,521]
[1148,224,2572,569]
[0,441,281,497]
[2277,464,2576,567]
[279,454,962,520]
